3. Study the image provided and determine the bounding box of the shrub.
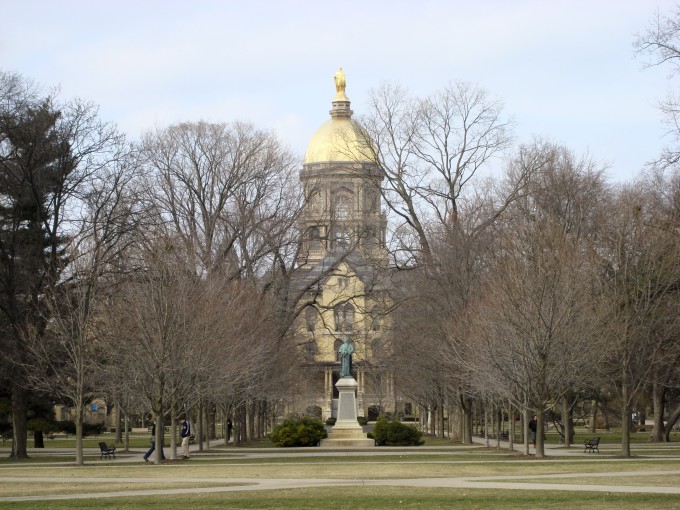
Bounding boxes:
[27,418,54,433]
[54,420,76,435]
[357,416,368,426]
[83,422,105,437]
[372,416,423,446]
[269,416,328,447]
[325,417,337,426]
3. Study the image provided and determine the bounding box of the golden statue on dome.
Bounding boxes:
[334,67,348,101]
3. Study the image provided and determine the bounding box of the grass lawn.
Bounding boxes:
[1,435,679,509]
[1,487,679,510]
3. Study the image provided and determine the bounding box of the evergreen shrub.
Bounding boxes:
[372,416,424,446]
[269,416,328,447]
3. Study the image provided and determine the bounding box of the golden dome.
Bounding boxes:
[304,68,374,165]
[304,116,372,164]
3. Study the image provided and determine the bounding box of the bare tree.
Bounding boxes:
[360,81,513,264]
[106,236,204,463]
[0,72,126,459]
[599,171,680,455]
[139,121,301,281]
[21,145,139,464]
[469,144,609,457]
[635,5,680,167]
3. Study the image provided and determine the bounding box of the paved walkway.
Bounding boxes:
[1,440,679,502]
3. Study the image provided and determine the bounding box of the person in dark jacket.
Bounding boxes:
[143,423,165,462]
[529,415,537,447]
[180,416,191,459]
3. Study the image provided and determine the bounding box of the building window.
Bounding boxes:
[364,189,378,212]
[334,226,351,251]
[309,190,322,212]
[334,339,343,362]
[305,306,317,332]
[335,194,351,219]
[334,303,355,331]
[371,338,382,358]
[370,305,381,331]
[308,226,321,252]
[302,340,317,362]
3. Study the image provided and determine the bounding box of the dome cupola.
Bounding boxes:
[304,68,373,164]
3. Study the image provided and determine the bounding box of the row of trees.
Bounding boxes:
[362,7,680,458]
[0,72,314,463]
[1,6,679,462]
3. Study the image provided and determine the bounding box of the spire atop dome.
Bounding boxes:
[330,67,352,118]
[334,67,348,101]
[304,67,373,164]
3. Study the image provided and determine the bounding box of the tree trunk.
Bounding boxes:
[197,401,204,452]
[561,395,573,447]
[495,406,501,449]
[154,412,165,464]
[208,405,216,440]
[75,406,84,466]
[169,405,177,460]
[438,397,445,439]
[124,413,130,452]
[536,408,545,459]
[239,404,247,444]
[589,399,598,433]
[115,401,122,443]
[10,383,28,459]
[34,430,44,449]
[523,407,530,456]
[621,375,632,457]
[463,397,473,444]
[508,405,514,450]
[651,382,666,442]
[663,404,680,441]
[203,404,210,451]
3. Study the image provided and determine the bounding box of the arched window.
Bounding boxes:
[308,226,321,252]
[309,190,322,212]
[371,338,382,359]
[334,226,351,251]
[370,305,381,331]
[305,306,317,332]
[302,340,317,361]
[335,194,351,219]
[344,304,355,331]
[363,189,378,212]
[333,303,355,331]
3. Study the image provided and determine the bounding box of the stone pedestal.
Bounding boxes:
[320,376,374,447]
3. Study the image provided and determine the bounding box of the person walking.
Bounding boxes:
[227,419,233,444]
[143,423,165,462]
[529,415,537,447]
[180,416,191,459]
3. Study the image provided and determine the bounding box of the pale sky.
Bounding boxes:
[1,0,677,182]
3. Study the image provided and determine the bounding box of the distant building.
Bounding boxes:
[291,69,406,421]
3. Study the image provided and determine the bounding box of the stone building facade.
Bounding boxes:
[291,69,400,421]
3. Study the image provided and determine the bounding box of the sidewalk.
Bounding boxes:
[2,438,680,503]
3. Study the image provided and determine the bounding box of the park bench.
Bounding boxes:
[500,430,509,440]
[583,436,600,453]
[98,441,116,460]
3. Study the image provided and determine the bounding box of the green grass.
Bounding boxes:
[1,487,680,509]
[2,436,680,509]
